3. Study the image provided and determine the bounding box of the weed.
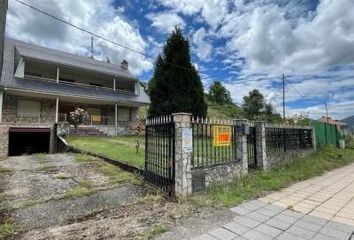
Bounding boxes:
[0,166,12,175]
[64,180,93,199]
[99,163,138,184]
[75,154,95,164]
[0,221,17,238]
[147,224,168,239]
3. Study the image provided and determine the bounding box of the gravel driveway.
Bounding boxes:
[0,154,207,239]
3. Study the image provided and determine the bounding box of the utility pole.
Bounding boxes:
[90,36,94,59]
[282,74,285,119]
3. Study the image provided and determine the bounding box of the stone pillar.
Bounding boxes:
[254,121,268,170]
[55,97,59,123]
[172,112,193,198]
[233,119,249,175]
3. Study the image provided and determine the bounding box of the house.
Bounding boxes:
[0,37,150,157]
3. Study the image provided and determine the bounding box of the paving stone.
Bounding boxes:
[240,202,262,211]
[312,233,338,240]
[265,218,293,231]
[242,230,273,240]
[223,221,250,235]
[193,233,217,240]
[293,220,323,232]
[319,226,352,239]
[324,220,354,233]
[276,232,306,240]
[246,211,271,223]
[263,204,285,214]
[230,206,252,216]
[208,227,237,240]
[249,200,268,208]
[255,207,280,217]
[233,216,261,228]
[274,213,299,224]
[254,223,283,238]
[301,214,328,226]
[282,209,306,219]
[286,225,317,239]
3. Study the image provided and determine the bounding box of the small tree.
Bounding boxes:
[208,81,233,105]
[68,107,88,132]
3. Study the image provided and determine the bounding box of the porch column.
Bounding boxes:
[113,77,116,91]
[0,91,3,123]
[56,67,60,83]
[55,97,59,123]
[115,103,118,134]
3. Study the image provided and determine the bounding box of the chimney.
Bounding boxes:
[121,60,128,70]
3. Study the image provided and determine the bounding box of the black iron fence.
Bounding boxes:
[191,118,237,169]
[145,116,175,195]
[266,125,313,154]
[247,125,257,169]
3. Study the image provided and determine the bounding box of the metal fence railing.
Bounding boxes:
[145,116,175,195]
[191,117,237,169]
[265,125,313,154]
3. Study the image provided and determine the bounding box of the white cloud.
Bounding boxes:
[146,11,185,33]
[220,0,354,75]
[192,27,212,61]
[6,0,152,75]
[156,0,229,28]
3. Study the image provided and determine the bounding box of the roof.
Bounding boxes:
[0,38,150,105]
[10,38,135,79]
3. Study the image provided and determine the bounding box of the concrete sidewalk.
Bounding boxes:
[158,163,354,240]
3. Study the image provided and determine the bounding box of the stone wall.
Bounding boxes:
[2,94,56,124]
[192,161,244,192]
[266,149,315,169]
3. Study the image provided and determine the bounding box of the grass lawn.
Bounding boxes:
[205,146,354,207]
[66,136,145,167]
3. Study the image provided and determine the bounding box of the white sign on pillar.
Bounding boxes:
[182,128,193,152]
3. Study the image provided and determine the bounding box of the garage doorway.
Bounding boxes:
[8,128,51,156]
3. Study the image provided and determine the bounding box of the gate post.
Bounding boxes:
[233,119,248,175]
[254,121,268,170]
[172,112,193,198]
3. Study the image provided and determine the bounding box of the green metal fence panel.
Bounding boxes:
[310,120,339,148]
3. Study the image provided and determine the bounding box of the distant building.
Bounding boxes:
[319,116,353,139]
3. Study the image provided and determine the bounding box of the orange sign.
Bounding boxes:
[212,125,232,146]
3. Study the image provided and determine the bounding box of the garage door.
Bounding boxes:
[8,128,51,156]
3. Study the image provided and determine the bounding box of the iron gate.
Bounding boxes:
[247,126,257,169]
[145,116,175,195]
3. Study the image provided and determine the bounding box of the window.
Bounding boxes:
[118,108,131,121]
[17,100,41,118]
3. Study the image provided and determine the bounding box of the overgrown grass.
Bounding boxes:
[0,166,12,175]
[146,224,168,239]
[0,222,17,238]
[207,146,354,207]
[99,163,139,184]
[64,180,93,199]
[66,136,145,167]
[74,154,96,163]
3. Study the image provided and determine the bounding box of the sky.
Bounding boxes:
[5,0,354,120]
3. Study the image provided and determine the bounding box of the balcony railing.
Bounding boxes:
[59,114,131,126]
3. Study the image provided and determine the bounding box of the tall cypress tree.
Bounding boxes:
[148,27,207,117]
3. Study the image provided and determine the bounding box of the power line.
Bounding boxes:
[12,0,197,72]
